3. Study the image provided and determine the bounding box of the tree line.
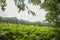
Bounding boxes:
[0,16,51,27]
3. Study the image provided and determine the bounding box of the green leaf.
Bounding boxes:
[28,10,36,16]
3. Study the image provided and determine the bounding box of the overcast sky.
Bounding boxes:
[0,0,46,22]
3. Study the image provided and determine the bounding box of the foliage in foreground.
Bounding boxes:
[0,23,60,40]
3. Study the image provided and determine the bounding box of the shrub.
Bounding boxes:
[0,24,60,40]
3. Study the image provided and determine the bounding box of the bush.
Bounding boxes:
[0,23,60,40]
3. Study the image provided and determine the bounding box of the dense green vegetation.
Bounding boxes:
[0,23,60,40]
[0,0,60,40]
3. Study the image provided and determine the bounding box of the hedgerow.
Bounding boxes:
[0,23,60,40]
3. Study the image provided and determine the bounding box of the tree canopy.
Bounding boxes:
[0,0,60,26]
[40,0,60,26]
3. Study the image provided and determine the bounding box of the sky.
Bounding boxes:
[0,0,46,22]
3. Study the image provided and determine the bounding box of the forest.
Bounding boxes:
[0,0,60,40]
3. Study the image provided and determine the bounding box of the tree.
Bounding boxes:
[0,0,60,27]
[30,0,60,27]
[40,0,60,27]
